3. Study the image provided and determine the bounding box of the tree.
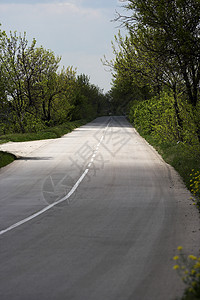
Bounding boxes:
[0,28,108,133]
[116,0,200,107]
[110,30,185,130]
[41,67,77,125]
[0,31,61,131]
[71,74,106,120]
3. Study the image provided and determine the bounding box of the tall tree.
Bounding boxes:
[41,67,77,124]
[109,30,185,129]
[116,0,200,107]
[0,31,61,131]
[72,74,105,120]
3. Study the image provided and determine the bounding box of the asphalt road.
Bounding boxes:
[0,116,200,300]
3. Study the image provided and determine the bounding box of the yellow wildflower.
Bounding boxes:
[173,265,180,270]
[194,262,200,269]
[173,256,179,260]
[188,255,197,260]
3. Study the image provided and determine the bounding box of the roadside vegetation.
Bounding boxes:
[0,119,90,144]
[173,247,200,300]
[0,151,16,168]
[0,30,109,135]
[0,27,110,168]
[103,0,200,298]
[129,94,200,209]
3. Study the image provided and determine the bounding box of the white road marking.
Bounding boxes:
[0,119,111,236]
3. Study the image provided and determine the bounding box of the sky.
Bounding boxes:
[0,0,126,92]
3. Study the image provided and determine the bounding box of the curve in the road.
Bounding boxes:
[0,118,112,236]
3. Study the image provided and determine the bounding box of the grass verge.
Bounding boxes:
[0,151,16,168]
[0,119,89,144]
[142,134,200,199]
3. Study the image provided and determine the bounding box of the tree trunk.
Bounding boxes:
[47,96,53,122]
[173,85,183,141]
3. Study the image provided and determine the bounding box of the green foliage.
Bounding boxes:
[129,91,200,200]
[137,133,200,202]
[21,114,46,133]
[151,93,181,142]
[130,92,179,139]
[40,67,77,125]
[107,0,200,137]
[179,100,200,145]
[0,31,62,132]
[130,92,200,145]
[118,0,200,107]
[71,74,105,120]
[0,28,108,135]
[109,74,151,115]
[0,151,16,168]
[189,170,200,207]
[0,119,89,143]
[132,99,153,134]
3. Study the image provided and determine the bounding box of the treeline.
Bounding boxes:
[0,29,108,134]
[104,0,200,147]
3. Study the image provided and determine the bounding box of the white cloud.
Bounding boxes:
[0,2,118,91]
[0,2,104,25]
[35,2,103,19]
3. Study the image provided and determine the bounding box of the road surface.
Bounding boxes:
[0,116,199,300]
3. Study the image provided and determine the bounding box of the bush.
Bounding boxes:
[129,92,200,201]
[130,92,200,145]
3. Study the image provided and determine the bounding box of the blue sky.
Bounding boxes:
[0,0,125,92]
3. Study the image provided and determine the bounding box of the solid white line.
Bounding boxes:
[0,118,111,236]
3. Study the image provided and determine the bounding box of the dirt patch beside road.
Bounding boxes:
[0,139,56,158]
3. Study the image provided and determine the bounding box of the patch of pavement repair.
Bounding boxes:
[0,139,56,158]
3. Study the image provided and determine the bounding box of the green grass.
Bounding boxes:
[0,119,90,168]
[0,119,88,144]
[142,134,200,193]
[0,151,16,168]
